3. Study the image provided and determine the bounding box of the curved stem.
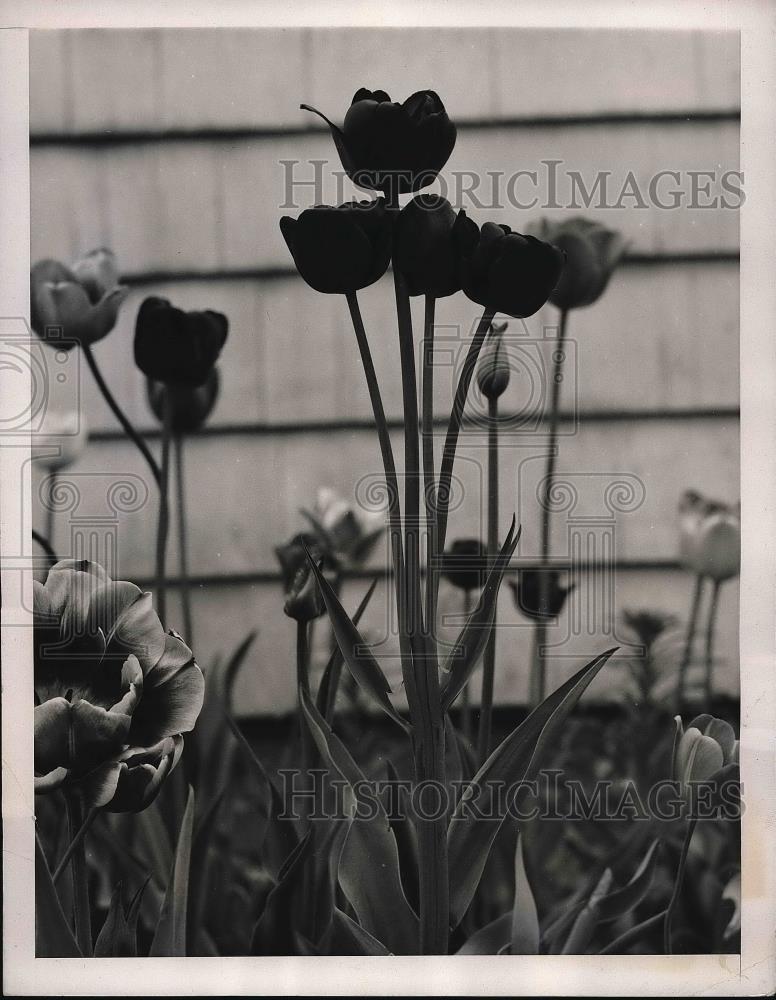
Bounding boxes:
[422,295,437,647]
[154,388,172,626]
[478,395,499,764]
[704,579,721,709]
[676,574,704,711]
[82,343,161,489]
[45,469,57,549]
[433,308,495,624]
[345,292,415,709]
[174,434,193,645]
[64,793,92,956]
[52,806,98,884]
[32,528,57,565]
[663,818,697,954]
[532,309,568,706]
[459,587,474,743]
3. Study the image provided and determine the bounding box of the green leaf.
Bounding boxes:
[596,839,661,923]
[223,630,258,709]
[511,833,540,955]
[94,879,148,957]
[448,647,616,927]
[250,831,313,955]
[316,579,377,720]
[149,785,195,956]
[304,549,409,732]
[35,831,82,957]
[457,912,511,954]
[440,519,520,712]
[187,793,224,952]
[331,908,392,955]
[561,868,613,954]
[300,687,420,954]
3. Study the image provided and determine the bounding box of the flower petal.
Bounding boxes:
[103,591,166,674]
[128,634,204,744]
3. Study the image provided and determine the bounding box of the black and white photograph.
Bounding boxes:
[1,1,774,995]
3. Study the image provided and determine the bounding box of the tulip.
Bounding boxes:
[280,199,392,295]
[672,713,739,801]
[476,321,510,401]
[146,366,220,433]
[134,296,228,388]
[456,219,565,318]
[283,562,325,623]
[301,486,385,567]
[33,407,88,471]
[302,88,456,196]
[275,531,336,588]
[30,250,128,349]
[509,568,573,621]
[529,217,627,310]
[621,608,676,651]
[442,539,489,593]
[392,195,466,297]
[33,559,204,812]
[678,490,740,582]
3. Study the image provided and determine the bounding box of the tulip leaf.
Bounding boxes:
[149,785,195,956]
[440,519,520,712]
[448,647,616,927]
[511,833,540,955]
[316,579,378,720]
[187,792,224,951]
[251,830,313,955]
[561,868,613,954]
[35,831,82,957]
[94,879,148,957]
[596,839,661,923]
[223,629,258,710]
[300,687,420,954]
[331,908,392,955]
[304,549,409,732]
[457,912,512,954]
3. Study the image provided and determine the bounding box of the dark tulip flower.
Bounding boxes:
[509,568,573,620]
[442,539,489,593]
[275,532,337,590]
[302,88,456,197]
[134,297,228,388]
[280,199,392,295]
[283,561,325,623]
[31,249,128,349]
[393,194,467,297]
[456,217,565,318]
[529,217,627,311]
[146,367,220,433]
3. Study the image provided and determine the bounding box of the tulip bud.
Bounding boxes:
[393,195,465,298]
[476,322,510,400]
[678,489,707,568]
[134,297,228,388]
[302,88,456,197]
[691,512,740,582]
[529,217,627,310]
[31,252,128,349]
[442,539,489,592]
[456,218,565,318]
[509,568,574,621]
[275,532,337,589]
[283,562,325,622]
[280,199,392,295]
[146,367,220,433]
[672,714,739,806]
[33,407,88,470]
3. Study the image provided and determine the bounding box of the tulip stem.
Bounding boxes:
[663,818,697,954]
[345,292,415,710]
[64,793,93,956]
[174,434,194,646]
[459,587,474,743]
[532,308,568,706]
[394,268,448,955]
[32,528,57,566]
[296,620,313,831]
[478,395,499,764]
[434,308,495,625]
[52,804,98,885]
[704,579,721,709]
[422,295,437,646]
[676,574,704,711]
[82,343,162,489]
[155,388,173,626]
[45,469,57,551]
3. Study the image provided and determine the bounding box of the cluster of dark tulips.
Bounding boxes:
[31,86,740,958]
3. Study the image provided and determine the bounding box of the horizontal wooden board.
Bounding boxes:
[31,416,739,582]
[30,118,740,277]
[39,260,738,435]
[29,28,740,135]
[155,570,740,715]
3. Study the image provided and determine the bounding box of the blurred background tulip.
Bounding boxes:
[530,217,627,311]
